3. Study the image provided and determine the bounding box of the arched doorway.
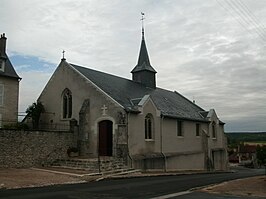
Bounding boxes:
[98,120,113,156]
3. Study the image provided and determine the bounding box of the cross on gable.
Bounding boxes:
[101,105,108,116]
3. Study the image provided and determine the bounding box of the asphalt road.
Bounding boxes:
[0,167,264,199]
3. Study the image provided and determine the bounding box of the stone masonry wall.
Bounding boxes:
[0,129,77,168]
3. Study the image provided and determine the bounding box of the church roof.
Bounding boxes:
[70,63,207,122]
[131,31,156,73]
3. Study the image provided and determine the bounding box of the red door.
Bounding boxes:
[98,120,113,156]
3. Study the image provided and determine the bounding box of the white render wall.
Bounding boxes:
[128,96,227,171]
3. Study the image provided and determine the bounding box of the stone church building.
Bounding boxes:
[35,29,228,171]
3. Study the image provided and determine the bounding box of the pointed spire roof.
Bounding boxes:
[131,28,156,73]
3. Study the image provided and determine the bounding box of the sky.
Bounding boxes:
[1,0,265,132]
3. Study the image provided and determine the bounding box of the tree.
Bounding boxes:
[26,101,44,129]
[256,145,266,167]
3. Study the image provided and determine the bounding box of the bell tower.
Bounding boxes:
[131,13,157,89]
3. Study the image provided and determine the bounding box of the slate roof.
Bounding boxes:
[70,63,208,122]
[0,55,21,79]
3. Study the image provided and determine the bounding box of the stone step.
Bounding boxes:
[51,165,98,172]
[102,168,138,175]
[112,169,141,176]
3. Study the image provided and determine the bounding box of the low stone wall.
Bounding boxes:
[0,129,77,168]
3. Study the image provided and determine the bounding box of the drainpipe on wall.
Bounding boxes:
[160,115,167,172]
[97,125,101,173]
[126,111,133,168]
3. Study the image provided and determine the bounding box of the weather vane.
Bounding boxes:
[141,12,145,36]
[62,50,65,59]
[141,12,145,28]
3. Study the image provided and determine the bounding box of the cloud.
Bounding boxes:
[1,0,266,131]
[18,70,51,113]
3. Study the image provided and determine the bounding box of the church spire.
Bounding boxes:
[131,13,157,89]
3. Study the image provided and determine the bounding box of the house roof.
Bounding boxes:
[70,62,208,122]
[0,34,20,80]
[239,145,257,153]
[0,55,21,79]
[131,30,156,74]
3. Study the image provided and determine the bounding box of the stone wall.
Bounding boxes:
[0,129,77,168]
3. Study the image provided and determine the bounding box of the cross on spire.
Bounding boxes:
[61,50,66,61]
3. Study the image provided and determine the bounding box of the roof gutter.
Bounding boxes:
[162,113,210,123]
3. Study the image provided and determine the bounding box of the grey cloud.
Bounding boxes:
[1,0,266,131]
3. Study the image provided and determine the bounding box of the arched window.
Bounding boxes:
[62,88,72,119]
[145,114,154,140]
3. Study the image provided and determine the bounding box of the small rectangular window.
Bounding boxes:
[212,123,216,138]
[177,120,183,137]
[0,84,4,106]
[196,123,200,136]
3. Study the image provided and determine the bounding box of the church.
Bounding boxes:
[34,26,228,171]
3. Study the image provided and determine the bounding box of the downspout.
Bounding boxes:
[97,124,101,173]
[126,111,133,168]
[160,115,167,172]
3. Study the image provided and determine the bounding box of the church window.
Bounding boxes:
[62,88,72,119]
[145,114,154,140]
[0,84,4,106]
[212,122,216,138]
[177,120,183,137]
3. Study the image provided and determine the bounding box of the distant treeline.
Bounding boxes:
[226,132,266,143]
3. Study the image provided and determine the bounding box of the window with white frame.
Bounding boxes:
[0,84,4,106]
[62,88,72,119]
[145,114,154,140]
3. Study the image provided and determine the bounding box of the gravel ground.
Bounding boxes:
[0,168,85,189]
[201,175,266,198]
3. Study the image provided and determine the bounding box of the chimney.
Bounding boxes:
[0,33,7,57]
